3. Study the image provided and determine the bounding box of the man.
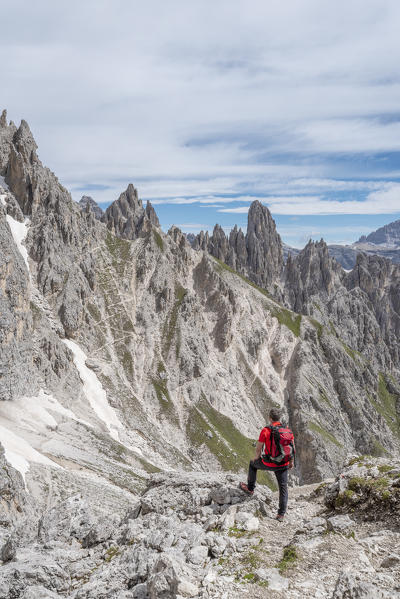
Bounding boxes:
[240,408,295,521]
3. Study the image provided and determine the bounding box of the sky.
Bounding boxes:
[1,0,400,247]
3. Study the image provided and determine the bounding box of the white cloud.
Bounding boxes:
[2,0,400,213]
[218,207,249,214]
[216,185,400,215]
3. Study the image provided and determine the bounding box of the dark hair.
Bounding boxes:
[269,408,280,422]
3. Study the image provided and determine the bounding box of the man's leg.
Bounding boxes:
[274,468,288,515]
[247,458,265,491]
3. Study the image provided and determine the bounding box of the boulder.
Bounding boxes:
[255,567,289,591]
[147,555,179,599]
[0,536,16,562]
[38,494,94,543]
[327,515,355,533]
[332,572,390,598]
[82,514,120,548]
[186,545,208,565]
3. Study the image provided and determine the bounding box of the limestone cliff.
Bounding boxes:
[193,200,283,293]
[0,111,399,508]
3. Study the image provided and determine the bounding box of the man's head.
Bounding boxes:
[269,408,280,423]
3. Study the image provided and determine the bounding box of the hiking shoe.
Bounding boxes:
[276,514,284,522]
[239,482,254,496]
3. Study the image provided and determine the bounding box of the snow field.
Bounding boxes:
[0,424,60,482]
[63,339,124,442]
[6,214,30,272]
[0,390,94,483]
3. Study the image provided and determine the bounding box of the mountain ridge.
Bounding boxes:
[0,110,400,596]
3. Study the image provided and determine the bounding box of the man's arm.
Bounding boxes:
[289,438,295,468]
[253,441,263,461]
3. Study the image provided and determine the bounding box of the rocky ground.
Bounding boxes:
[1,455,399,598]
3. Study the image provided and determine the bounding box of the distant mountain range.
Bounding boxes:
[281,219,400,269]
[358,218,400,247]
[184,217,400,270]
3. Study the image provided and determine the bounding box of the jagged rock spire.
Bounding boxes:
[246,200,283,288]
[1,117,44,214]
[192,200,283,292]
[0,109,7,128]
[102,183,161,240]
[79,196,104,220]
[283,238,344,313]
[145,200,160,228]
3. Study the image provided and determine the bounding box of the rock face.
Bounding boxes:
[102,183,160,239]
[246,200,283,288]
[328,244,400,269]
[193,200,283,293]
[0,443,30,529]
[284,239,344,314]
[0,187,36,399]
[78,196,104,220]
[0,109,399,557]
[358,218,400,247]
[1,111,400,597]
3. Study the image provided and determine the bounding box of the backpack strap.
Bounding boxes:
[268,425,283,458]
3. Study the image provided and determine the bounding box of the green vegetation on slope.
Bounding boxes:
[213,257,272,299]
[318,385,332,408]
[309,421,342,448]
[339,339,361,362]
[163,285,187,358]
[105,231,131,275]
[270,307,302,337]
[153,229,164,251]
[186,396,277,490]
[309,317,323,339]
[151,362,179,423]
[212,257,302,337]
[371,373,400,438]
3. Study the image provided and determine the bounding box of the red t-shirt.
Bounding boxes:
[259,421,289,470]
[258,421,281,453]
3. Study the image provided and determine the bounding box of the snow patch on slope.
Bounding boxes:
[0,176,9,190]
[0,424,60,482]
[63,339,124,443]
[6,214,30,272]
[0,389,91,435]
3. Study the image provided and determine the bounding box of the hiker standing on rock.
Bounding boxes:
[240,408,295,521]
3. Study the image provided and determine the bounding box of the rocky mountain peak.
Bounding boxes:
[192,200,283,292]
[358,218,400,247]
[102,183,160,239]
[0,109,17,174]
[283,238,344,313]
[246,200,283,288]
[247,199,273,234]
[12,119,38,162]
[145,200,160,228]
[78,195,104,220]
[0,109,7,128]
